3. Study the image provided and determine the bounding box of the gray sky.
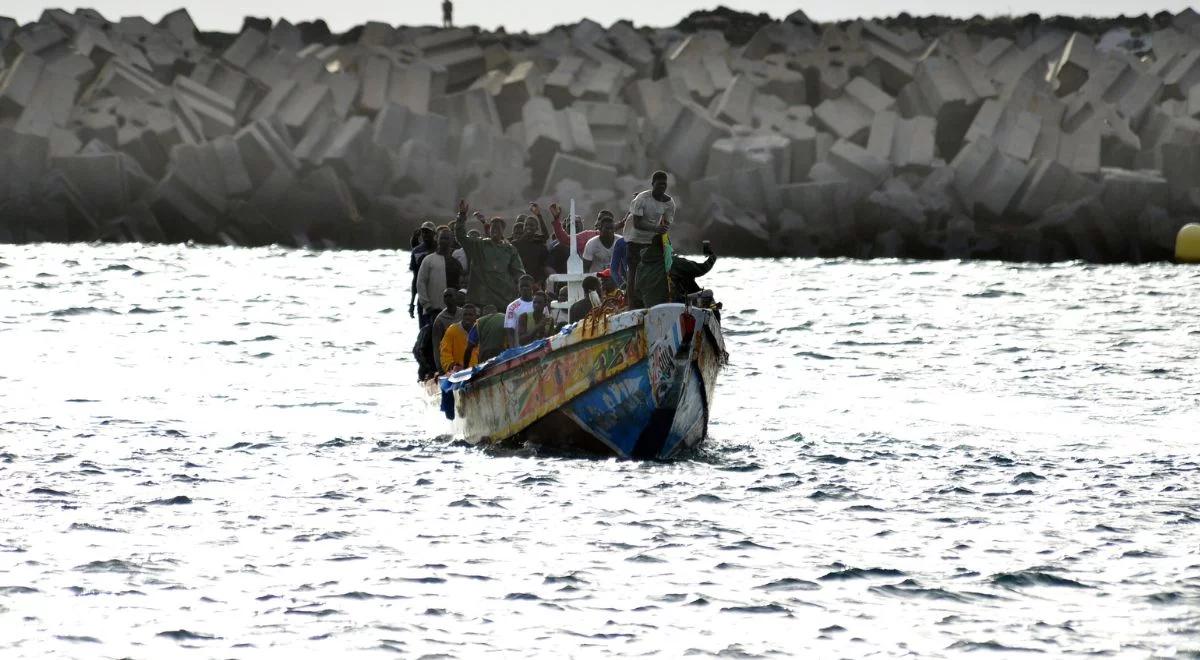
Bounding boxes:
[5,1,1195,33]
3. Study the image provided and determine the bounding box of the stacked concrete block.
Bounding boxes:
[522,96,595,189]
[813,77,893,142]
[0,8,1197,259]
[655,101,732,181]
[950,138,1031,216]
[868,111,936,169]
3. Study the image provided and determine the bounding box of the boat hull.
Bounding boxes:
[440,304,725,459]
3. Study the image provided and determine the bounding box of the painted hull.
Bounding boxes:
[439,304,725,459]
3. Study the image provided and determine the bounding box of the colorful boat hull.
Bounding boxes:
[439,304,725,459]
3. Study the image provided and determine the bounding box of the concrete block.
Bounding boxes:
[1014,158,1096,217]
[1057,118,1102,175]
[358,55,391,115]
[495,61,544,128]
[278,84,334,138]
[234,119,300,185]
[707,132,792,184]
[699,195,771,255]
[172,76,237,139]
[11,23,67,56]
[522,96,595,187]
[1160,142,1200,209]
[1188,83,1200,118]
[824,138,892,193]
[667,54,734,103]
[624,78,683,140]
[868,110,936,168]
[710,74,756,126]
[964,99,1041,161]
[541,152,617,196]
[1164,50,1200,98]
[323,72,359,117]
[389,63,435,114]
[655,101,733,181]
[0,52,46,118]
[16,70,78,136]
[222,29,267,70]
[779,179,856,240]
[608,21,656,78]
[372,103,449,156]
[431,86,501,134]
[1051,32,1097,95]
[84,57,163,102]
[950,138,1030,216]
[814,76,893,141]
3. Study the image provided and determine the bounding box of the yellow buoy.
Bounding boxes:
[1178,224,1200,263]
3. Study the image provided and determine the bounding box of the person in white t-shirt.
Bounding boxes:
[503,274,536,348]
[582,213,620,273]
[626,170,677,309]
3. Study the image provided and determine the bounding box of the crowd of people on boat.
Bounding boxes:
[409,170,719,380]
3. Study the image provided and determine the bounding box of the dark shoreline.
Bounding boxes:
[1,7,1197,262]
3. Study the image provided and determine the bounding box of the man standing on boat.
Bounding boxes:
[454,200,526,315]
[625,171,676,309]
[442,0,453,28]
[408,221,437,324]
[416,228,463,335]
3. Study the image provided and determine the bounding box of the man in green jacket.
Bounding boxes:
[453,200,526,313]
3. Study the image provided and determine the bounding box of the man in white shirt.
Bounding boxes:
[416,228,463,327]
[625,171,676,309]
[582,212,620,273]
[503,274,536,348]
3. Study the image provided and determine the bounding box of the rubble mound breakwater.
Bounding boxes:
[2,7,1199,261]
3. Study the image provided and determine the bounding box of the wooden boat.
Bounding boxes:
[437,303,726,459]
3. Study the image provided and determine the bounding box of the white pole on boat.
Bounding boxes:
[566,198,583,275]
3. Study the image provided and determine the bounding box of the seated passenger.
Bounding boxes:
[466,304,506,363]
[569,275,603,323]
[521,291,557,342]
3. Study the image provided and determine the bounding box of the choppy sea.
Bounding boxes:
[1,243,1198,658]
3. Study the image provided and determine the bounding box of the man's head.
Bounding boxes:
[598,213,615,240]
[557,284,568,302]
[442,287,458,310]
[651,170,669,196]
[602,276,618,296]
[582,275,601,295]
[456,289,467,306]
[488,217,506,241]
[467,229,481,239]
[420,221,437,245]
[532,291,549,313]
[461,303,479,329]
[523,216,540,239]
[518,274,535,301]
[511,217,525,238]
[436,228,453,253]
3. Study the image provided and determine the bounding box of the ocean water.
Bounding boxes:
[1,243,1198,658]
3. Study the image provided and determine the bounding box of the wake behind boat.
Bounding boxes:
[437,302,726,459]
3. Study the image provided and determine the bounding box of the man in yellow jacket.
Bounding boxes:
[439,303,479,373]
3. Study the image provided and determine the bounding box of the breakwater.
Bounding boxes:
[1,7,1199,260]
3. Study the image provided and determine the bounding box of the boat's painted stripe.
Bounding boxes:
[459,327,648,442]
